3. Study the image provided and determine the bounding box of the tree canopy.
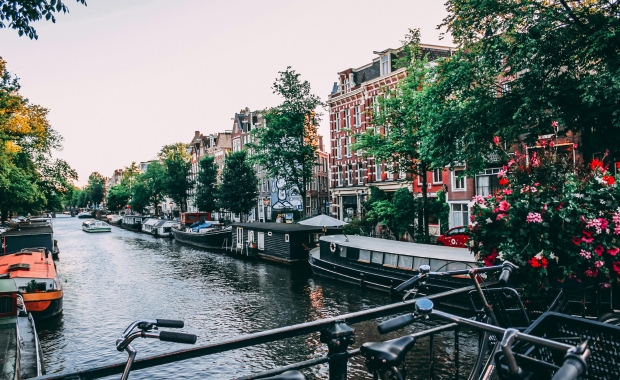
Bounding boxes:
[420,0,620,173]
[86,171,104,206]
[194,155,218,213]
[218,151,258,221]
[160,143,193,213]
[0,0,87,39]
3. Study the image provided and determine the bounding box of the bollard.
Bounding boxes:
[320,320,355,380]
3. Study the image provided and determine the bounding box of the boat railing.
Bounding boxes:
[29,286,479,380]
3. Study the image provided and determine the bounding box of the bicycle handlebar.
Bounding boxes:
[378,313,416,334]
[394,275,421,293]
[159,330,197,344]
[156,319,184,328]
[498,262,513,286]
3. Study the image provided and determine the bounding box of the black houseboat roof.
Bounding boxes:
[0,226,53,237]
[321,235,477,263]
[231,222,329,233]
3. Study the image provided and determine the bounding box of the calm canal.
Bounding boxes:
[35,216,479,379]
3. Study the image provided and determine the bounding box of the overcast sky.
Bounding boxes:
[0,0,450,186]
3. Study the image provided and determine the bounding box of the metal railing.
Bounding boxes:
[29,285,480,380]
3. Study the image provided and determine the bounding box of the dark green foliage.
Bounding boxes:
[421,0,620,173]
[160,143,193,213]
[0,0,87,40]
[248,67,323,215]
[140,161,166,215]
[194,155,218,213]
[86,172,104,206]
[130,181,150,215]
[218,151,258,221]
[364,188,417,240]
[106,184,129,212]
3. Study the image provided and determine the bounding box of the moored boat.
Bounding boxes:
[141,218,159,234]
[108,214,123,225]
[81,220,112,233]
[0,249,63,319]
[121,214,145,231]
[309,235,478,294]
[76,209,92,219]
[171,220,231,250]
[0,278,45,379]
[153,220,176,238]
[0,218,59,259]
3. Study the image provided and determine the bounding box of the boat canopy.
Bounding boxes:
[190,221,212,232]
[320,235,477,263]
[154,220,175,228]
[143,219,159,227]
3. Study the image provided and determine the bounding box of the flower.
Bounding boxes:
[594,245,605,256]
[503,189,513,195]
[499,178,509,186]
[485,218,493,224]
[599,218,609,230]
[493,136,500,145]
[497,169,507,178]
[585,268,599,277]
[589,158,604,171]
[483,249,498,266]
[613,262,620,275]
[574,143,578,149]
[499,200,510,212]
[582,236,594,244]
[528,256,548,268]
[526,212,543,223]
[603,175,615,185]
[472,195,486,205]
[572,236,582,245]
[595,260,604,268]
[549,141,555,148]
[552,120,558,128]
[580,250,592,259]
[608,247,619,256]
[496,213,507,220]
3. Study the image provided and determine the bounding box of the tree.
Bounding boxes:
[140,161,166,215]
[0,0,87,40]
[159,143,193,213]
[106,184,129,212]
[218,151,258,221]
[354,29,434,241]
[194,155,218,213]
[121,161,140,191]
[363,187,417,240]
[248,67,323,217]
[420,0,620,173]
[86,172,104,207]
[130,180,150,215]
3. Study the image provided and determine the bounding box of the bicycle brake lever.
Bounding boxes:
[403,287,419,301]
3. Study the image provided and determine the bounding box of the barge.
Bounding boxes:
[0,218,59,259]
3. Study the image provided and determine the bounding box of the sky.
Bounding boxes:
[0,0,451,186]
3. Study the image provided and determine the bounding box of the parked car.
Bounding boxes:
[437,226,469,248]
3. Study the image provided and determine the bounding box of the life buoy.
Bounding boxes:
[450,238,457,246]
[330,242,337,253]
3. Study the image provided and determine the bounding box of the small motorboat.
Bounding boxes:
[82,220,112,233]
[77,209,92,219]
[0,249,63,319]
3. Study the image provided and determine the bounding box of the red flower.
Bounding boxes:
[554,202,565,211]
[616,162,620,170]
[589,158,604,170]
[483,249,498,266]
[599,218,609,230]
[499,178,509,186]
[608,247,619,256]
[594,245,605,256]
[528,257,548,269]
[582,230,593,238]
[572,236,582,245]
[613,262,620,275]
[603,175,615,185]
[585,268,599,277]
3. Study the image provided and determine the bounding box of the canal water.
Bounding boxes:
[36,216,480,379]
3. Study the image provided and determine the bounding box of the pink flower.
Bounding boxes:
[574,143,578,149]
[594,245,605,256]
[496,213,507,220]
[552,120,558,128]
[595,260,604,268]
[608,247,619,256]
[499,201,510,212]
[493,136,500,145]
[497,169,507,178]
[503,189,513,195]
[582,236,594,244]
[602,283,611,289]
[549,141,555,147]
[472,195,486,205]
[585,268,599,277]
[599,218,609,230]
[580,250,592,259]
[526,212,543,223]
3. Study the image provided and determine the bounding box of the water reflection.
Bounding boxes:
[38,217,477,379]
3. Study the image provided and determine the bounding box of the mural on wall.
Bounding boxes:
[270,178,302,210]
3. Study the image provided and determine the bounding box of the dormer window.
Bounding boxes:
[381,55,391,76]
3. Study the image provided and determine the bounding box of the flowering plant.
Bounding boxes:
[469,141,620,293]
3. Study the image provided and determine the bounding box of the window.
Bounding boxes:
[371,252,384,264]
[398,255,413,270]
[345,109,350,129]
[475,168,501,196]
[384,253,398,267]
[345,136,351,157]
[432,169,442,184]
[447,262,467,271]
[451,203,470,228]
[453,169,466,191]
[359,249,371,262]
[357,165,363,185]
[381,55,390,75]
[347,165,353,185]
[337,167,343,186]
[340,246,347,257]
[413,257,430,271]
[430,259,448,271]
[335,112,341,132]
[373,97,380,115]
[376,161,382,181]
[336,139,342,159]
[354,106,361,128]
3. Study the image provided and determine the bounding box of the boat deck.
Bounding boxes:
[0,320,18,380]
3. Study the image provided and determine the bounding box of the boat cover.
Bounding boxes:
[190,221,212,232]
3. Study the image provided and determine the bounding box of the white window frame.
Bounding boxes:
[432,169,442,184]
[381,54,391,76]
[345,136,351,158]
[347,165,353,185]
[335,112,341,132]
[354,106,361,128]
[338,167,343,186]
[344,109,350,129]
[449,202,470,228]
[336,139,342,159]
[357,165,363,185]
[452,169,466,191]
[376,161,382,182]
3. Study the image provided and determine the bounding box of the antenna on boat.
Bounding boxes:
[343,233,349,242]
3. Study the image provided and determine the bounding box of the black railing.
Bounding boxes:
[29,285,479,380]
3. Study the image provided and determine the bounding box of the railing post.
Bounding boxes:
[320,320,355,380]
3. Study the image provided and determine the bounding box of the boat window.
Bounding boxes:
[359,249,371,262]
[398,255,413,270]
[371,252,384,264]
[413,257,430,271]
[447,261,467,271]
[430,259,448,271]
[383,253,398,267]
[340,246,347,257]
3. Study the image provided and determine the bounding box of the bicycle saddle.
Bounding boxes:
[360,335,416,368]
[259,370,306,380]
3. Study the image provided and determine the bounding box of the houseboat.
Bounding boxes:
[82,220,112,233]
[309,235,478,294]
[0,279,44,379]
[172,220,231,250]
[141,218,159,234]
[231,222,342,265]
[121,214,146,231]
[0,249,63,319]
[153,220,176,238]
[0,218,59,259]
[76,209,92,219]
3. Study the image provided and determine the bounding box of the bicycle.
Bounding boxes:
[362,298,597,380]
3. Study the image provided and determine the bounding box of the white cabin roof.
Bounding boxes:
[143,219,159,227]
[321,235,477,263]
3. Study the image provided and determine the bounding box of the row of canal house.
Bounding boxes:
[186,107,330,222]
[327,43,583,234]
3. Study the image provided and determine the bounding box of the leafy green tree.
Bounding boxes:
[0,0,87,40]
[248,67,323,216]
[354,29,434,241]
[106,184,130,212]
[420,0,620,172]
[364,187,417,240]
[194,155,218,213]
[140,161,166,215]
[159,143,193,212]
[218,151,258,222]
[130,180,150,215]
[86,172,105,207]
[121,161,140,191]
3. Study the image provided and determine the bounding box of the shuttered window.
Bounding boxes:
[383,253,398,267]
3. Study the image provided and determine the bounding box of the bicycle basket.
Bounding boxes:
[495,312,620,380]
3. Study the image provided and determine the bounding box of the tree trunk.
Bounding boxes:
[421,162,429,243]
